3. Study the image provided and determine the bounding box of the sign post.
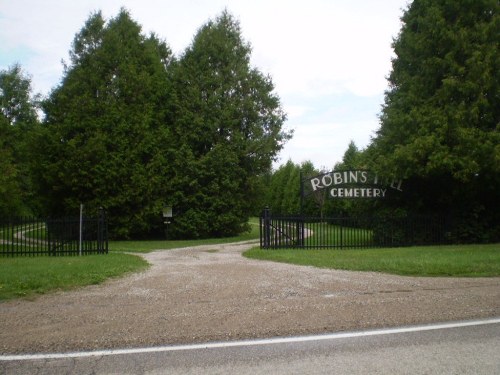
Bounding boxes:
[163,206,173,239]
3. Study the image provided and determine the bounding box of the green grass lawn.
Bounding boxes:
[243,243,500,277]
[0,253,149,301]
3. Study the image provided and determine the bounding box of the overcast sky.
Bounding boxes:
[0,0,410,169]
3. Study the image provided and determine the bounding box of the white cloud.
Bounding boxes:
[284,104,312,120]
[275,117,378,170]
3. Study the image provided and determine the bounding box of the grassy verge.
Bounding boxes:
[0,218,260,301]
[243,243,500,277]
[109,217,260,253]
[0,253,148,301]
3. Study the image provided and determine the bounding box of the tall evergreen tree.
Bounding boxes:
[168,11,290,238]
[266,160,319,216]
[0,114,21,217]
[0,64,40,127]
[0,64,40,216]
[267,160,296,214]
[368,0,499,241]
[38,10,173,238]
[335,141,363,170]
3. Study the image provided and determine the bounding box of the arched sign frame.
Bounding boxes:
[300,169,404,215]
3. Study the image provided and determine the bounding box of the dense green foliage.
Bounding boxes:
[26,9,289,239]
[0,64,40,217]
[2,3,498,244]
[264,160,319,215]
[264,1,499,243]
[36,10,173,238]
[371,0,499,181]
[366,0,499,242]
[166,11,289,238]
[0,114,20,217]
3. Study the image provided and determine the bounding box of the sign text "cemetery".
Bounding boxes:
[308,170,403,199]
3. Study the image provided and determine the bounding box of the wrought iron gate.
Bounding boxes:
[260,208,452,249]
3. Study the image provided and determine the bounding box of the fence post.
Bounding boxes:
[47,218,55,256]
[97,207,107,254]
[262,207,271,249]
[297,216,305,248]
[340,216,344,249]
[79,204,83,256]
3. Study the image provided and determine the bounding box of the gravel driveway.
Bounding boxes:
[1,241,499,354]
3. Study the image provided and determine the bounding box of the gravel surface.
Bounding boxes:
[1,241,499,354]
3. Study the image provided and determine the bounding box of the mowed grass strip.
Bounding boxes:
[0,253,148,301]
[243,244,500,277]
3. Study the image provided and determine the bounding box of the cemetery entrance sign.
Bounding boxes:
[260,170,452,249]
[302,169,403,200]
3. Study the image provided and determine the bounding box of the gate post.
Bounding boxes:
[261,207,271,249]
[297,216,305,248]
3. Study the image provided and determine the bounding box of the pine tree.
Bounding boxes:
[368,0,499,241]
[0,64,40,216]
[38,9,174,238]
[168,11,290,238]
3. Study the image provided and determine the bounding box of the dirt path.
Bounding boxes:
[1,241,499,354]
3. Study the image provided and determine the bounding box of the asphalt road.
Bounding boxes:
[2,319,499,374]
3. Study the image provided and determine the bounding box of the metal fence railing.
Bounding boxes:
[260,208,453,249]
[1,212,108,256]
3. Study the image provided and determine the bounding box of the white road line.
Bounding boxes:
[2,318,499,361]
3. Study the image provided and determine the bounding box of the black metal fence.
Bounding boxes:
[260,208,453,249]
[0,212,108,256]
